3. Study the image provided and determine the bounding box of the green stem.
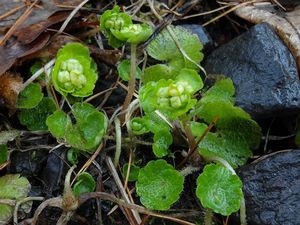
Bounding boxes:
[121,43,137,122]
[204,208,213,225]
[113,117,122,166]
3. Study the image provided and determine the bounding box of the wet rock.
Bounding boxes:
[237,150,300,225]
[204,23,300,118]
[180,24,214,53]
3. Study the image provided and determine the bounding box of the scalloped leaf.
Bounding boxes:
[117,59,142,81]
[190,122,208,137]
[153,129,172,157]
[197,102,261,149]
[196,163,243,216]
[136,160,184,210]
[198,131,252,168]
[67,103,107,151]
[199,78,235,104]
[0,174,31,224]
[144,64,176,84]
[146,25,203,71]
[122,163,140,182]
[73,172,95,197]
[18,97,56,131]
[17,83,43,109]
[46,110,71,138]
[175,68,203,93]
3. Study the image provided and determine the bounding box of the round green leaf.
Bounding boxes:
[175,68,203,93]
[18,97,56,131]
[46,110,71,138]
[196,163,243,216]
[17,83,43,109]
[73,172,95,197]
[122,163,140,182]
[67,148,79,165]
[117,59,142,81]
[153,129,172,158]
[136,160,184,210]
[63,102,108,151]
[146,25,203,71]
[130,117,150,135]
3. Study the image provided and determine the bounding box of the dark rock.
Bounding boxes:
[204,23,300,118]
[237,150,300,225]
[180,24,214,53]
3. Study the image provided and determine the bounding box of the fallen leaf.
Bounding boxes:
[0,33,49,75]
[14,11,76,45]
[0,0,85,35]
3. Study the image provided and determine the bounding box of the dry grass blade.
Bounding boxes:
[0,0,39,46]
[106,157,142,224]
[79,192,196,225]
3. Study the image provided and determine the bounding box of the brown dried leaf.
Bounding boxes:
[0,72,23,109]
[234,3,300,71]
[14,11,75,45]
[0,33,49,75]
[0,0,84,35]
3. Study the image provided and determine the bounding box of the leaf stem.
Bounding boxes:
[204,208,213,225]
[113,117,122,166]
[121,43,137,123]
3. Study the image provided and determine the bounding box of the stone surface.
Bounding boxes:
[204,23,300,118]
[180,24,213,53]
[237,150,300,225]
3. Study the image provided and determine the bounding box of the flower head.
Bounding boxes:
[52,43,98,97]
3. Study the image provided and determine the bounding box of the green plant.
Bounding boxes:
[0,145,8,164]
[100,6,152,48]
[18,97,56,131]
[0,174,31,223]
[73,172,96,197]
[118,21,262,225]
[196,163,243,216]
[51,42,98,97]
[16,83,43,109]
[46,102,107,152]
[136,160,184,210]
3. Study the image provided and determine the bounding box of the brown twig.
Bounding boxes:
[178,115,220,168]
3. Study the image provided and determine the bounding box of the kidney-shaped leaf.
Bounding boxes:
[196,163,243,216]
[136,160,184,210]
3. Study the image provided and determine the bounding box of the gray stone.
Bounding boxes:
[237,150,300,225]
[204,23,300,118]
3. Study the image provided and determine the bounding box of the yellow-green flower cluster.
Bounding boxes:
[157,81,193,109]
[58,59,87,91]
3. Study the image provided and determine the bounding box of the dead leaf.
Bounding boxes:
[0,0,85,35]
[14,11,76,45]
[0,72,23,109]
[89,45,122,66]
[233,3,300,71]
[0,33,49,75]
